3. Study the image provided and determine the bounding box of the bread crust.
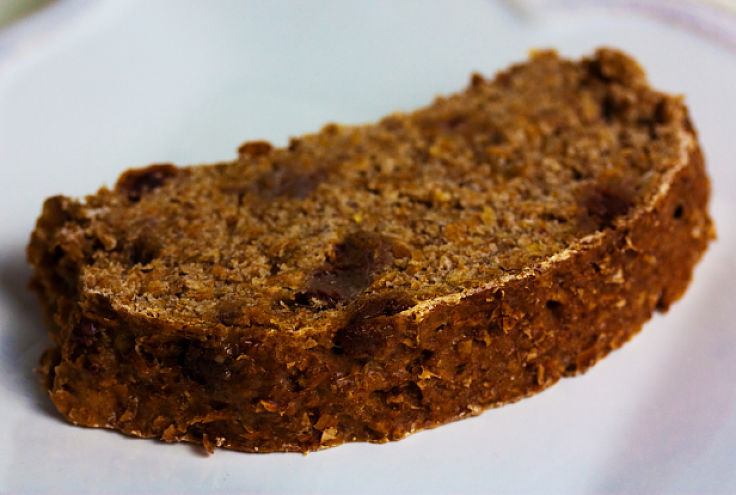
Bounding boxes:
[28,51,714,453]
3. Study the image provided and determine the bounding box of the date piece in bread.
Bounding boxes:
[28,49,714,453]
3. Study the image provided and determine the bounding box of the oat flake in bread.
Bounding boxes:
[28,48,714,453]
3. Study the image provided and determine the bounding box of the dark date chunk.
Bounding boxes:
[579,184,633,231]
[296,231,394,307]
[333,293,414,359]
[115,164,178,202]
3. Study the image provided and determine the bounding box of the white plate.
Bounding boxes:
[1,1,735,493]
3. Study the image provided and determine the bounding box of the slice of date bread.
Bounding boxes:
[28,49,714,453]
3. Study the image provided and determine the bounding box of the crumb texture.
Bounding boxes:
[28,48,713,453]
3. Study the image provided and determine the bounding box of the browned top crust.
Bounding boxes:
[27,48,714,453]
